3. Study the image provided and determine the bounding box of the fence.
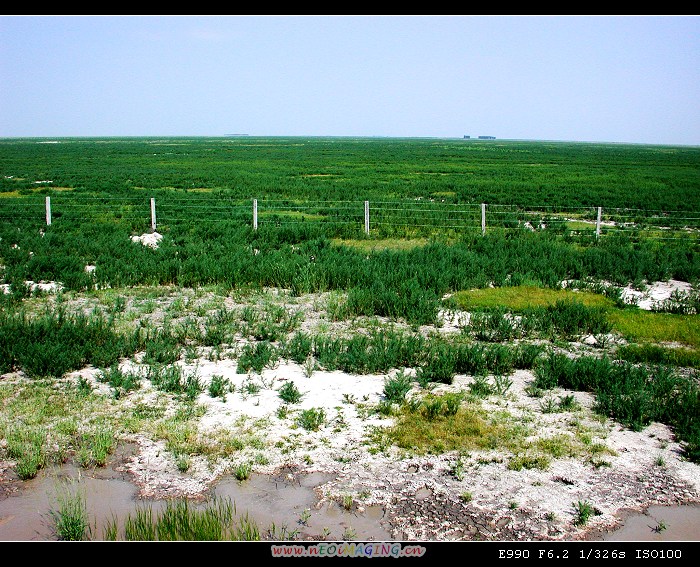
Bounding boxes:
[2,195,700,242]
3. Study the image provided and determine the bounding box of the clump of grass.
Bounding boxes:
[573,500,598,526]
[383,370,413,404]
[237,341,278,374]
[381,395,522,455]
[297,408,326,431]
[49,480,94,541]
[278,381,303,404]
[147,365,203,401]
[76,425,115,468]
[5,427,47,480]
[469,375,493,398]
[508,453,551,471]
[208,374,231,401]
[104,497,260,541]
[233,462,252,481]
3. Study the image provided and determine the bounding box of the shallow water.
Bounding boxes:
[597,504,700,541]
[0,459,696,541]
[0,461,392,541]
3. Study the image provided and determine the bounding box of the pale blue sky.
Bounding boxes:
[1,15,698,145]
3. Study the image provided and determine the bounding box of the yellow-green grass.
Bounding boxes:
[608,310,700,349]
[382,403,526,456]
[452,285,700,349]
[565,221,597,231]
[331,237,430,253]
[451,285,615,312]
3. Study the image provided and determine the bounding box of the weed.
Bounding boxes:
[299,508,311,526]
[208,374,231,401]
[558,394,580,411]
[278,381,303,404]
[234,462,252,481]
[49,480,94,541]
[459,491,473,503]
[492,374,513,396]
[653,520,668,533]
[539,397,559,414]
[573,500,596,526]
[383,370,413,404]
[297,408,326,431]
[469,375,493,398]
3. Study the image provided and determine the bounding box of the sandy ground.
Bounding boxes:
[3,277,699,541]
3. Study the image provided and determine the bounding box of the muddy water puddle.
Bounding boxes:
[596,504,700,541]
[0,460,392,541]
[0,457,697,541]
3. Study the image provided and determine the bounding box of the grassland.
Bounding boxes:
[0,137,699,541]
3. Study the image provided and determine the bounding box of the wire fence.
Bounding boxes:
[2,195,699,242]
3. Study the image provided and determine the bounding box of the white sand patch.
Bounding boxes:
[130,232,163,249]
[0,280,63,295]
[620,279,693,310]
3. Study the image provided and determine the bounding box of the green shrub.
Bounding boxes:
[278,381,303,404]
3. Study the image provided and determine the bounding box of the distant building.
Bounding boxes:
[463,135,470,139]
[478,136,496,140]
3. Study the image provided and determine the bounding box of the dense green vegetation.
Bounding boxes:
[1,136,699,471]
[2,137,699,210]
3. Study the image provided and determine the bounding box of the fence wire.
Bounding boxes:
[1,196,699,242]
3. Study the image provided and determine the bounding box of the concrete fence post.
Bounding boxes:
[364,200,370,235]
[253,199,258,230]
[150,198,157,231]
[45,196,51,226]
[596,206,602,240]
[481,203,486,236]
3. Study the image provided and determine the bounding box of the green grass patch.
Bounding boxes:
[617,344,700,369]
[608,310,700,348]
[451,286,615,312]
[331,237,430,252]
[382,397,525,455]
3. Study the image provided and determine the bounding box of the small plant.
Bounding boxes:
[303,354,316,378]
[175,453,190,473]
[450,458,466,481]
[558,394,579,411]
[539,397,559,414]
[297,408,326,431]
[341,494,353,510]
[342,526,357,541]
[469,375,493,398]
[208,374,230,401]
[383,370,413,404]
[545,511,557,522]
[278,381,303,404]
[233,462,252,481]
[654,455,666,467]
[653,520,668,533]
[492,374,513,396]
[299,508,311,526]
[508,500,519,510]
[49,481,93,541]
[573,500,595,526]
[459,491,473,503]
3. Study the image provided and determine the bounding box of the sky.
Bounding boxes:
[0,15,698,145]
